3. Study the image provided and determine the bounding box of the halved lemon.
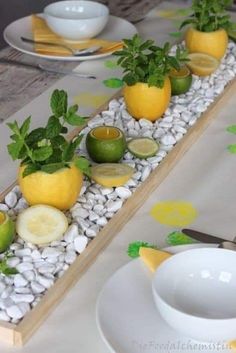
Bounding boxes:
[91,163,135,187]
[127,138,159,159]
[187,53,219,77]
[169,66,192,95]
[16,205,68,245]
[0,212,15,252]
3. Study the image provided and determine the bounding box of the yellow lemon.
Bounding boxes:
[16,205,68,245]
[0,212,15,252]
[18,164,83,210]
[91,163,134,187]
[185,27,228,60]
[123,78,171,121]
[187,53,219,77]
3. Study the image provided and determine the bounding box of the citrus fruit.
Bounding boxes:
[16,205,68,245]
[187,53,219,77]
[185,27,228,60]
[0,212,15,252]
[127,138,159,159]
[169,66,192,95]
[91,163,135,187]
[123,78,171,121]
[18,163,83,210]
[86,126,126,163]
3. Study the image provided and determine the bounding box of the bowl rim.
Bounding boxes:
[152,247,236,322]
[44,0,109,20]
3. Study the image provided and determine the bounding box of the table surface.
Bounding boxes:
[1,1,236,353]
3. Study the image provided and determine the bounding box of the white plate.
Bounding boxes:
[96,243,231,353]
[3,15,137,61]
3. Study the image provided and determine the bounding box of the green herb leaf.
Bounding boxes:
[7,139,24,160]
[22,163,40,177]
[226,125,236,134]
[26,128,46,145]
[20,116,31,138]
[74,156,91,177]
[46,116,63,139]
[32,146,53,161]
[227,144,236,154]
[50,89,68,118]
[41,162,67,174]
[103,78,124,88]
[127,241,158,258]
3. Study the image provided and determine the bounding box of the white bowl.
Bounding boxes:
[43,1,109,40]
[152,248,236,342]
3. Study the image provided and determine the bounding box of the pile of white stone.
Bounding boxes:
[0,42,236,325]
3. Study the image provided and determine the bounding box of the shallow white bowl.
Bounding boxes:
[152,248,236,342]
[43,1,109,40]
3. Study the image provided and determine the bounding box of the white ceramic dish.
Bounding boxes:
[3,15,137,61]
[152,248,236,342]
[44,1,109,40]
[96,244,231,353]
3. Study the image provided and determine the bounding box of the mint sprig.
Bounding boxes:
[7,89,90,177]
[114,34,189,89]
[127,241,158,258]
[180,0,234,32]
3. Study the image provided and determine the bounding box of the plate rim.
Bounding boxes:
[3,14,137,61]
[96,243,218,353]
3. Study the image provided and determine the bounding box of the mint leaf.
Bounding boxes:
[32,146,53,161]
[2,267,18,275]
[26,128,46,145]
[74,156,91,177]
[22,163,40,177]
[103,78,124,88]
[227,144,236,154]
[65,112,87,126]
[7,121,20,135]
[20,116,31,138]
[127,241,158,258]
[41,162,67,174]
[226,125,236,134]
[7,139,24,160]
[46,116,63,138]
[50,89,67,118]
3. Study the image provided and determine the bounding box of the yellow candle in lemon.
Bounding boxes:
[86,126,126,163]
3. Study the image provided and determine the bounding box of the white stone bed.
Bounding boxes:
[0,42,236,324]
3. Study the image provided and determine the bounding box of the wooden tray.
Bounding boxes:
[0,77,236,346]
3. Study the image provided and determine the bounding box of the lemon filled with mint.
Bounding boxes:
[86,126,126,163]
[0,211,15,252]
[169,66,192,96]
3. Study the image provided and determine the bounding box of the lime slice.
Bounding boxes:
[16,205,68,245]
[91,163,134,187]
[0,212,15,252]
[127,138,159,159]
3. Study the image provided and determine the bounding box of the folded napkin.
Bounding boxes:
[139,247,171,272]
[31,15,123,56]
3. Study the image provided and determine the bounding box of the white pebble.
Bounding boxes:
[74,236,88,254]
[96,217,108,226]
[65,251,77,264]
[7,257,20,268]
[161,134,176,146]
[23,270,35,282]
[14,274,28,288]
[5,192,17,208]
[7,305,24,319]
[141,166,151,182]
[37,275,54,289]
[0,204,9,212]
[15,249,31,257]
[106,200,123,213]
[41,247,62,258]
[16,262,34,273]
[38,264,55,274]
[0,310,10,321]
[63,224,79,243]
[15,287,31,294]
[100,188,113,196]
[31,281,45,294]
[72,207,89,219]
[115,187,132,199]
[10,294,34,304]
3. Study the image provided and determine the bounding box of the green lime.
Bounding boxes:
[169,66,192,96]
[127,138,159,159]
[86,126,126,163]
[0,212,15,252]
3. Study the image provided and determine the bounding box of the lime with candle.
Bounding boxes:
[0,211,15,252]
[86,126,126,163]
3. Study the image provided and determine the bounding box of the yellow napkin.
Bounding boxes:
[31,15,123,56]
[139,247,172,272]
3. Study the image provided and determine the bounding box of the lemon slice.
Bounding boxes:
[187,53,219,77]
[91,163,135,187]
[127,138,159,159]
[139,247,171,272]
[16,205,68,245]
[0,211,15,252]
